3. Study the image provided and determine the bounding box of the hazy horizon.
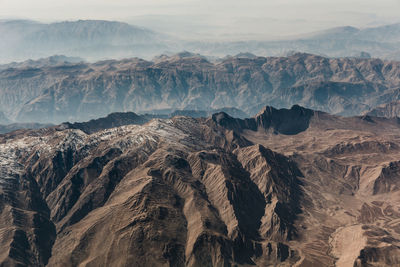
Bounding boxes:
[1,0,400,40]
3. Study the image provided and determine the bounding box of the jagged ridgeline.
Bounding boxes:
[1,53,400,124]
[1,106,400,266]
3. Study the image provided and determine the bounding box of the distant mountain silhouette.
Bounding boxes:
[0,20,169,63]
[2,20,400,63]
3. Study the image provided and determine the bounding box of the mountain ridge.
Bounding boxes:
[0,19,168,63]
[2,19,400,63]
[1,105,400,266]
[1,53,400,123]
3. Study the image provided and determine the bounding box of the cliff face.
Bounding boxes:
[1,106,400,266]
[210,105,314,135]
[1,53,400,123]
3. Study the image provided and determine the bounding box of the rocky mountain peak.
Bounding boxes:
[255,105,314,134]
[211,111,234,124]
[209,105,314,135]
[59,112,148,134]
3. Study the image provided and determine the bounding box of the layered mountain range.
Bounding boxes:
[0,20,166,63]
[2,20,400,63]
[1,105,400,266]
[1,53,400,124]
[0,55,84,71]
[1,13,400,267]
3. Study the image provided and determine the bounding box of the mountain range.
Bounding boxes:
[1,20,400,63]
[0,55,84,70]
[2,18,400,266]
[186,24,400,60]
[0,20,167,63]
[1,52,400,124]
[1,105,400,266]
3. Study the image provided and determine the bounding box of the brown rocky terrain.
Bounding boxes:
[1,105,400,266]
[2,53,400,123]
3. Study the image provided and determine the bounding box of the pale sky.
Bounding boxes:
[1,0,400,39]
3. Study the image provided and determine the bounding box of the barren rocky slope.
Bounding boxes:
[1,105,400,266]
[1,53,400,123]
[365,100,400,118]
